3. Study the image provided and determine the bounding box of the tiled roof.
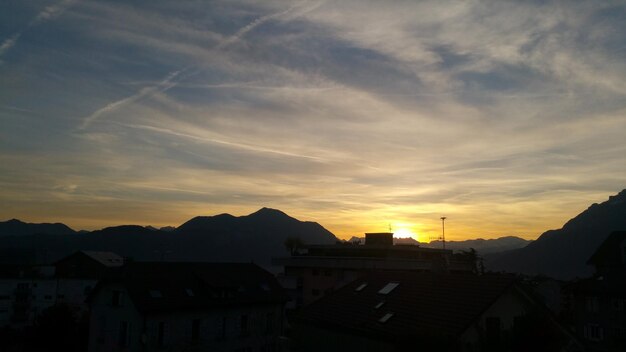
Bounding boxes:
[80,251,124,267]
[93,262,286,314]
[295,271,516,340]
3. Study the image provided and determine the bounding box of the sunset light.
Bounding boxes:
[393,227,418,240]
[0,2,624,351]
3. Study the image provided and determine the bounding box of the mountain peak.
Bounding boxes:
[0,219,76,237]
[248,207,289,218]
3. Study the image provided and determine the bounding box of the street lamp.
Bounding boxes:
[440,216,447,250]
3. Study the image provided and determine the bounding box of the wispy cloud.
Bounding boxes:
[0,0,77,59]
[31,0,78,25]
[218,0,324,48]
[79,69,184,129]
[1,0,626,239]
[0,33,20,58]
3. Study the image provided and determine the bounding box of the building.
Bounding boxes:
[293,271,582,351]
[87,262,287,352]
[0,251,123,327]
[272,232,476,308]
[568,231,626,351]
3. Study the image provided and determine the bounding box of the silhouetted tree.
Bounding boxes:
[457,248,479,273]
[284,236,304,255]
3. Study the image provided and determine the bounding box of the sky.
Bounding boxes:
[1,0,625,242]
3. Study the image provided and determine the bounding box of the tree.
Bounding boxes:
[284,236,304,255]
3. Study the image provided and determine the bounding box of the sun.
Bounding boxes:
[393,228,416,239]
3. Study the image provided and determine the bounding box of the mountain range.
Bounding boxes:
[486,189,626,279]
[2,189,625,279]
[0,208,336,269]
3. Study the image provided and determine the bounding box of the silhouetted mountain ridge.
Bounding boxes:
[487,189,626,279]
[0,208,337,268]
[0,219,76,237]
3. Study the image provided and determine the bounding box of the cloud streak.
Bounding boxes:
[79,69,183,129]
[0,0,77,59]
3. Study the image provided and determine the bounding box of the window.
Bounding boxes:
[324,269,332,276]
[612,326,626,338]
[265,313,274,335]
[112,290,123,307]
[240,315,249,336]
[584,324,604,341]
[157,322,165,347]
[378,282,399,295]
[311,289,320,296]
[44,295,52,300]
[586,296,600,313]
[191,319,200,342]
[219,316,227,340]
[98,316,106,344]
[486,317,501,344]
[379,313,394,323]
[118,321,130,348]
[312,269,319,276]
[612,298,625,311]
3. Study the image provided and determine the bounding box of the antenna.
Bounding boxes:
[388,223,392,232]
[440,216,447,250]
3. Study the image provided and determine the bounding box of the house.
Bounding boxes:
[0,251,123,327]
[272,232,476,308]
[567,231,626,351]
[87,262,287,352]
[55,251,124,278]
[292,271,582,351]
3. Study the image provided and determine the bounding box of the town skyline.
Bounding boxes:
[2,1,625,241]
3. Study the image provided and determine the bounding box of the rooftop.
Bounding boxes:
[91,262,287,314]
[295,271,516,340]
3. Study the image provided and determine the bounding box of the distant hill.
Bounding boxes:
[423,236,531,254]
[0,208,337,268]
[348,235,530,255]
[0,219,76,237]
[486,189,626,279]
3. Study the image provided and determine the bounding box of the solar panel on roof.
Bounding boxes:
[355,283,368,292]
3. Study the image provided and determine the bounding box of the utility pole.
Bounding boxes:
[440,216,447,250]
